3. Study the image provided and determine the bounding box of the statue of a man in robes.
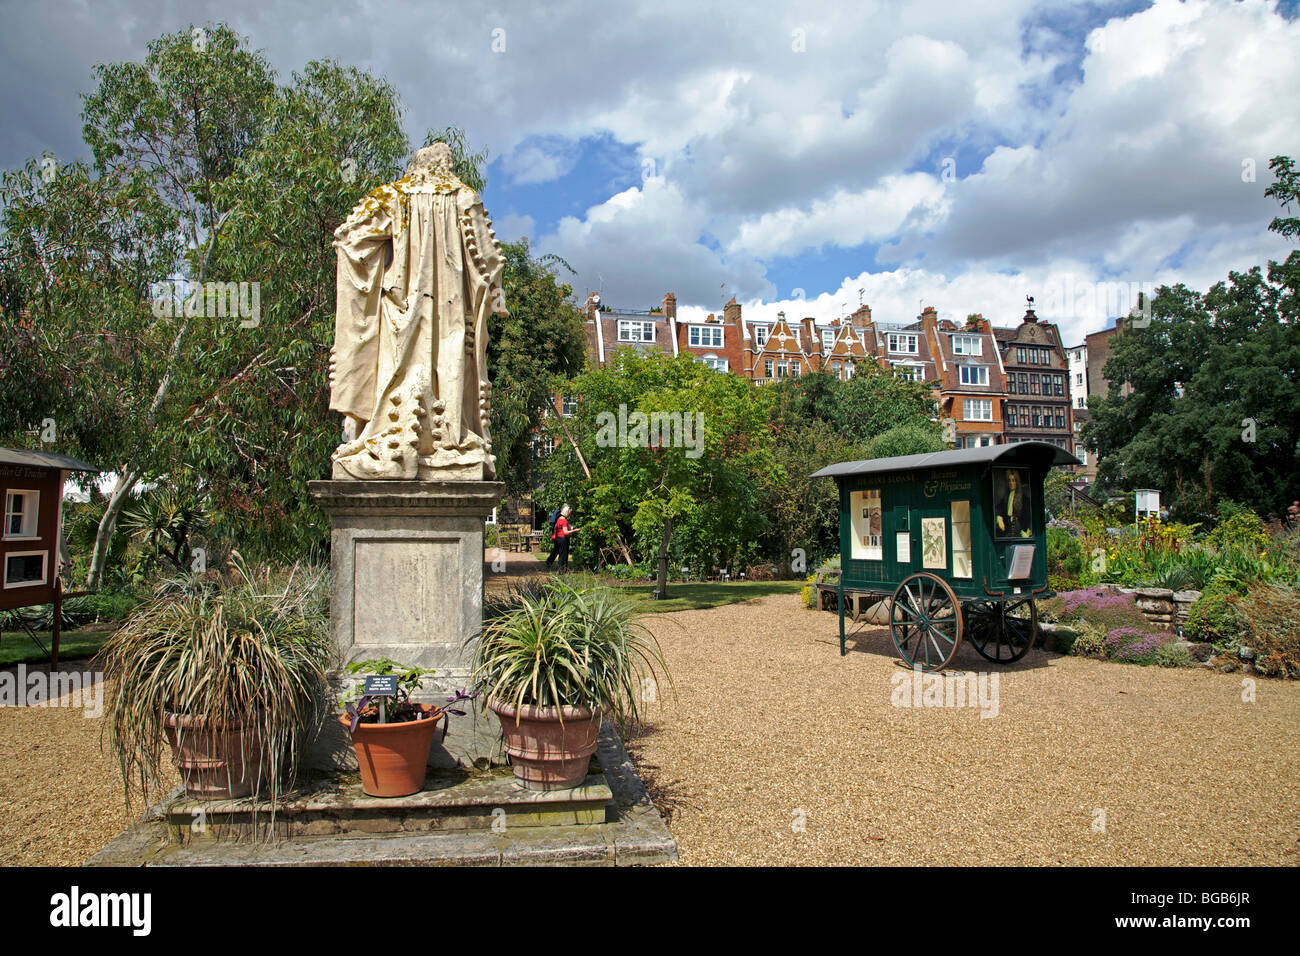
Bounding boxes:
[327,142,507,481]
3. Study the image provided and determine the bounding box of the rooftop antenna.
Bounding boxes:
[858,287,865,306]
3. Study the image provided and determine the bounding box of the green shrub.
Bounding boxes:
[1207,504,1270,553]
[1236,584,1300,679]
[1070,625,1108,659]
[815,554,841,573]
[862,423,948,459]
[1047,526,1084,577]
[1050,626,1080,655]
[800,574,818,609]
[87,589,146,624]
[1047,574,1081,595]
[1155,643,1197,668]
[1184,582,1246,646]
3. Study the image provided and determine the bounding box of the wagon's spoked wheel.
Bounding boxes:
[890,572,962,672]
[964,598,1038,664]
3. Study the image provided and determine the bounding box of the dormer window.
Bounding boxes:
[959,365,989,386]
[887,333,918,354]
[821,329,835,351]
[753,325,770,347]
[617,320,655,343]
[951,334,982,356]
[689,325,723,348]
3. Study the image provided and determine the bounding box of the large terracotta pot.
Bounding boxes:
[342,704,444,798]
[162,713,265,800]
[489,699,602,791]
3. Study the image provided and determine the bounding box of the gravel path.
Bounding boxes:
[627,594,1300,866]
[3,591,1296,866]
[0,663,141,866]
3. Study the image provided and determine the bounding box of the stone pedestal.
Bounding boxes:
[308,479,505,770]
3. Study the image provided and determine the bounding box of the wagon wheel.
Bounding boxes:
[890,573,963,672]
[964,598,1038,664]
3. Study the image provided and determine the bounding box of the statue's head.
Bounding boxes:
[406,142,456,178]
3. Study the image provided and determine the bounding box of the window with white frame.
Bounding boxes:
[776,361,788,379]
[617,320,655,342]
[700,355,728,373]
[820,329,835,351]
[892,363,924,382]
[959,365,989,386]
[887,332,918,354]
[4,550,46,588]
[4,490,38,539]
[753,325,770,347]
[764,359,774,378]
[561,395,578,417]
[688,325,723,348]
[964,398,993,421]
[843,363,854,380]
[951,334,982,356]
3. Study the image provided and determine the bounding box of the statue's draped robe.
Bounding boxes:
[329,170,504,479]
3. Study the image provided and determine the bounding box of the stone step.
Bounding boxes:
[89,721,678,867]
[127,815,674,867]
[163,765,613,843]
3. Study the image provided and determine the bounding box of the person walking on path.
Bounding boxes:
[544,505,562,568]
[552,504,578,573]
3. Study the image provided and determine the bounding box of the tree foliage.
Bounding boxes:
[0,22,586,580]
[487,240,588,498]
[539,349,772,596]
[1084,156,1300,521]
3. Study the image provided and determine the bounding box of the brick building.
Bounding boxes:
[994,304,1075,453]
[580,292,1079,453]
[921,310,1007,449]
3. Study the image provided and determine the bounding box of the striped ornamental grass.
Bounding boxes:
[472,575,670,732]
[96,559,332,810]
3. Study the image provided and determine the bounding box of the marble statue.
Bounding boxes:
[328,142,507,481]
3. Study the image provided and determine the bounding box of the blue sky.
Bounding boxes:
[2,0,1297,346]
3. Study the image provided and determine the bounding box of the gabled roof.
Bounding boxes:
[810,440,1079,480]
[0,447,99,472]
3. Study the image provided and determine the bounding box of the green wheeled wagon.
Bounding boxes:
[811,441,1081,672]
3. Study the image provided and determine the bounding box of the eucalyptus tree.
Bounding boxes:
[540,350,772,597]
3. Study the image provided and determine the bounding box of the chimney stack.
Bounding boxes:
[801,317,817,351]
[662,292,677,320]
[723,297,741,326]
[851,303,872,328]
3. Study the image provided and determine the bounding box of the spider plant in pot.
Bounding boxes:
[472,577,669,790]
[340,658,476,798]
[98,559,331,806]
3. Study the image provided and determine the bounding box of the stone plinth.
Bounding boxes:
[308,479,504,769]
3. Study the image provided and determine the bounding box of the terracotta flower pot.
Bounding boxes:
[489,699,602,791]
[162,713,265,800]
[342,704,444,798]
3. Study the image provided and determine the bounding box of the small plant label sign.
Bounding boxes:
[364,675,398,696]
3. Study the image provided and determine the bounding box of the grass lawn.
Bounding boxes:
[621,579,804,613]
[0,621,117,667]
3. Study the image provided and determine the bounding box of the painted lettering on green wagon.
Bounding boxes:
[923,469,971,497]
